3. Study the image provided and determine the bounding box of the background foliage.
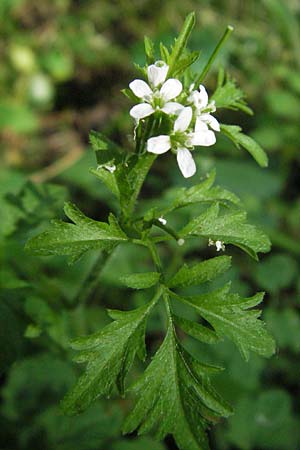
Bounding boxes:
[1,1,300,449]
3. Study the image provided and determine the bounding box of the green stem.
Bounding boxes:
[194,25,234,86]
[146,239,163,273]
[74,252,111,306]
[163,290,173,326]
[153,219,180,241]
[144,237,174,329]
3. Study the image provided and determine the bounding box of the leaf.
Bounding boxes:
[159,42,170,62]
[221,124,268,168]
[0,102,38,134]
[167,12,196,76]
[0,302,23,375]
[173,315,219,344]
[144,170,240,222]
[226,390,299,450]
[89,130,123,166]
[168,255,231,288]
[62,293,161,415]
[119,272,161,289]
[172,50,200,78]
[172,170,240,207]
[212,69,253,115]
[144,36,155,64]
[90,167,120,199]
[0,270,28,289]
[125,153,156,216]
[175,284,275,360]
[123,327,232,450]
[265,308,300,353]
[180,203,271,259]
[252,253,298,293]
[25,202,127,263]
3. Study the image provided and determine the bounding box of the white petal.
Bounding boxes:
[174,107,192,132]
[147,135,171,154]
[160,79,182,102]
[202,113,220,131]
[161,102,184,115]
[195,117,209,132]
[147,61,169,87]
[197,85,209,108]
[130,103,154,120]
[189,83,195,92]
[176,148,196,178]
[191,130,216,146]
[129,79,152,99]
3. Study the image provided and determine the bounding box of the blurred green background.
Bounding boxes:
[1,1,300,449]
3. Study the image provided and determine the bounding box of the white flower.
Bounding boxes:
[188,84,220,138]
[177,238,185,246]
[158,216,167,225]
[129,61,183,121]
[146,107,216,178]
[208,239,225,252]
[97,163,116,173]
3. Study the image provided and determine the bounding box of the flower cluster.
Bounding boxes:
[129,61,219,178]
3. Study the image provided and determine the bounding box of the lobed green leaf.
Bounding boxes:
[212,69,253,115]
[175,285,275,360]
[123,326,232,450]
[180,203,271,259]
[168,255,231,288]
[221,124,268,168]
[62,296,160,415]
[119,272,161,289]
[25,202,127,263]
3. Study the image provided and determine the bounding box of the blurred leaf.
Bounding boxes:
[252,253,298,293]
[0,270,28,289]
[265,308,300,352]
[265,89,300,118]
[0,102,38,133]
[226,390,299,450]
[215,160,282,200]
[1,354,76,420]
[112,437,166,450]
[0,302,23,375]
[38,404,122,450]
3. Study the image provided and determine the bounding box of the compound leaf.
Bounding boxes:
[62,295,160,415]
[123,326,232,450]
